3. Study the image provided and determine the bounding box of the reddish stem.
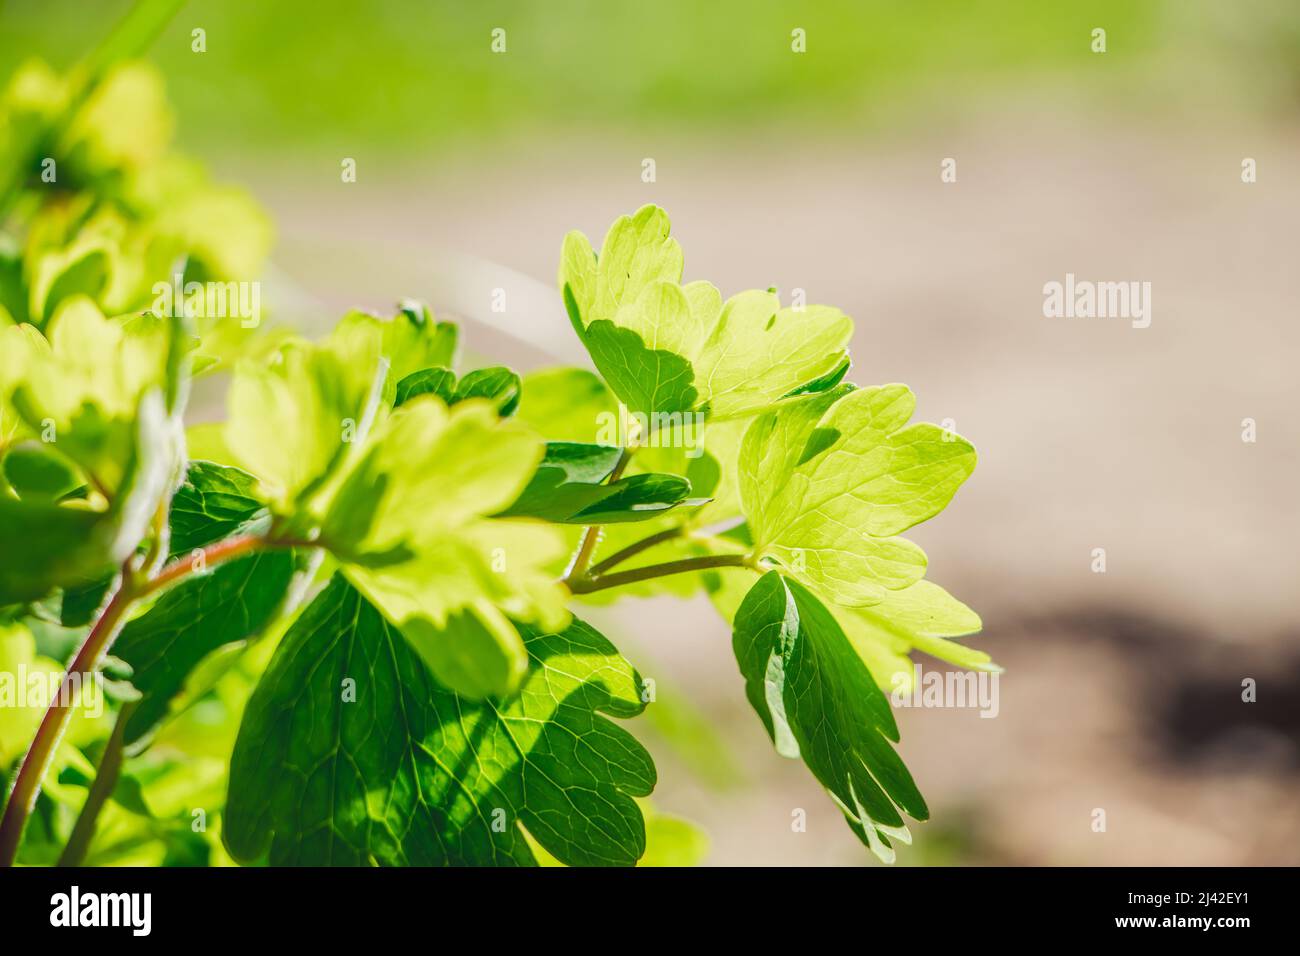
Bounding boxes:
[0,532,270,866]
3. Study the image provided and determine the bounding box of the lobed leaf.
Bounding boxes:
[559,205,852,422]
[732,571,926,862]
[321,397,569,698]
[394,364,520,416]
[225,577,655,866]
[740,384,976,607]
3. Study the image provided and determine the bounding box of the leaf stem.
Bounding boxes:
[57,702,135,867]
[138,533,268,599]
[563,446,635,582]
[585,526,687,578]
[0,532,278,867]
[566,553,753,595]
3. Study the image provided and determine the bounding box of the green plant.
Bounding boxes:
[0,8,994,868]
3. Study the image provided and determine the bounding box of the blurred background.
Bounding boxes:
[4,0,1298,864]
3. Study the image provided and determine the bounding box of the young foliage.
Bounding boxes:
[0,26,990,867]
[740,382,976,607]
[560,205,853,420]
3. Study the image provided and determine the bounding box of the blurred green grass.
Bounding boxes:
[9,0,1292,157]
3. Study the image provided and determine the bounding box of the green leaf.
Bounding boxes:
[455,367,521,416]
[1,442,82,501]
[10,299,184,495]
[0,387,179,605]
[0,499,115,605]
[583,316,698,418]
[31,247,109,325]
[572,473,700,523]
[639,804,710,867]
[113,550,295,748]
[559,204,684,338]
[225,577,655,866]
[335,305,458,404]
[0,324,46,452]
[708,563,994,691]
[0,620,105,767]
[559,206,853,421]
[167,460,264,556]
[533,441,623,484]
[58,577,113,628]
[498,442,698,525]
[110,461,300,747]
[515,367,615,443]
[732,571,926,862]
[394,365,521,416]
[393,367,455,407]
[741,384,976,607]
[224,324,385,514]
[321,397,568,697]
[832,580,995,688]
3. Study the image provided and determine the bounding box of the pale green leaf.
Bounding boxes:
[741,384,976,607]
[321,397,569,697]
[224,324,384,514]
[559,206,852,421]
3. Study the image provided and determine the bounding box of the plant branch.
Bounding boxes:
[565,553,753,595]
[57,701,135,867]
[0,560,137,867]
[139,533,268,598]
[585,526,687,578]
[0,531,284,867]
[563,446,635,582]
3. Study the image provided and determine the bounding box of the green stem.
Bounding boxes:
[585,526,686,578]
[566,553,752,595]
[564,446,635,582]
[57,701,135,867]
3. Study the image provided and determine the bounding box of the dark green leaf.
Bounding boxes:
[113,460,295,746]
[455,367,521,416]
[225,576,655,866]
[572,473,698,523]
[732,570,927,862]
[59,576,113,627]
[497,442,698,524]
[167,460,265,557]
[583,320,698,418]
[393,367,455,407]
[532,441,622,484]
[114,550,296,748]
[394,365,521,417]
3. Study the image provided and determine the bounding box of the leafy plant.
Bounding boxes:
[0,6,993,867]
